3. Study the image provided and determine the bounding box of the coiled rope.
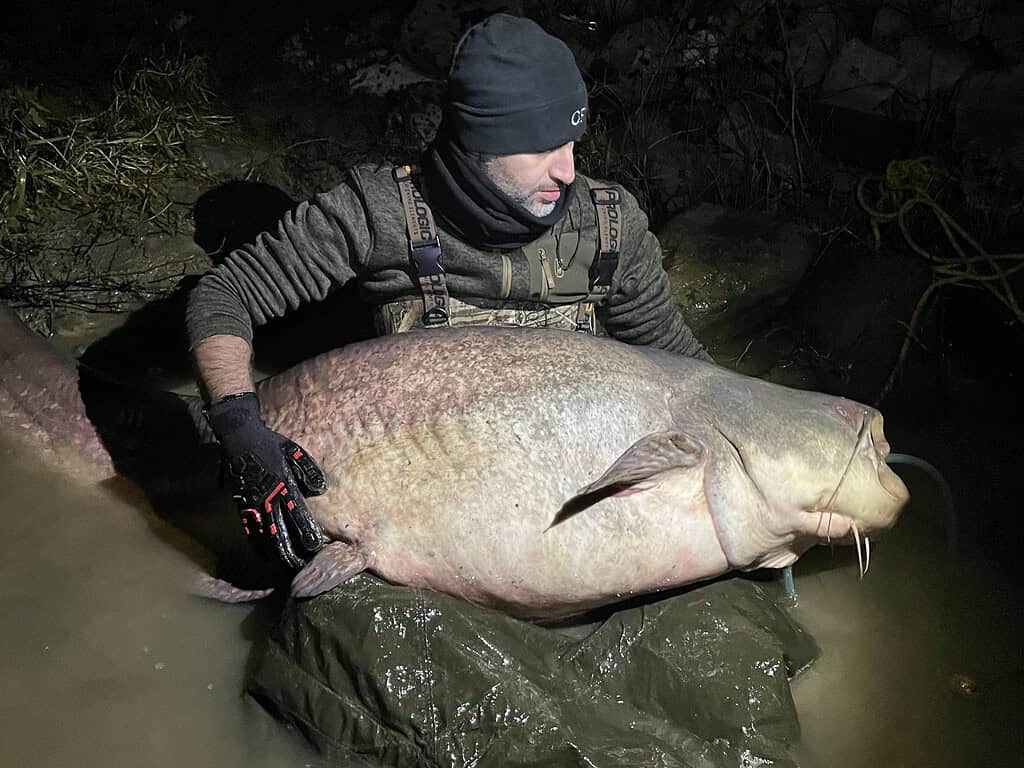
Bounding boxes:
[857,157,1023,404]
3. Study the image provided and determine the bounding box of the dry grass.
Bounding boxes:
[0,56,231,327]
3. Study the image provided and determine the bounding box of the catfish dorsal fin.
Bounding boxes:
[549,431,705,527]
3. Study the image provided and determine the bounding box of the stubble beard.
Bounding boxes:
[481,158,558,217]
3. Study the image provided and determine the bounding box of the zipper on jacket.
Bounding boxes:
[537,247,556,298]
[500,253,512,299]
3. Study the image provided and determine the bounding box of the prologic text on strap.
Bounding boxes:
[588,186,620,300]
[573,185,620,330]
[393,165,451,327]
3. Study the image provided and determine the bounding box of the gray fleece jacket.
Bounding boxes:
[185,163,709,359]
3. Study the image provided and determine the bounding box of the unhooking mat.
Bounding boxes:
[246,576,817,767]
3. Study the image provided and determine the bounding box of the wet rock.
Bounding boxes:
[140,232,211,279]
[659,204,817,344]
[166,10,192,33]
[595,0,643,27]
[954,64,1024,142]
[716,101,810,183]
[787,6,849,88]
[386,101,444,149]
[931,0,990,42]
[598,19,718,108]
[982,10,1024,65]
[959,133,1024,217]
[279,30,318,75]
[186,138,257,179]
[601,18,657,75]
[870,5,912,55]
[349,58,437,96]
[898,36,971,98]
[398,0,519,77]
[820,39,907,114]
[410,103,443,145]
[896,36,971,119]
[822,166,863,210]
[785,237,935,402]
[602,110,702,213]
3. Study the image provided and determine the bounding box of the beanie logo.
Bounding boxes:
[571,107,587,127]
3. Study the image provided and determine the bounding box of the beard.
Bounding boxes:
[481,158,561,217]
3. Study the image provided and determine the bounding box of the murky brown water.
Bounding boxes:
[0,433,326,768]
[2,431,1019,767]
[791,466,1023,768]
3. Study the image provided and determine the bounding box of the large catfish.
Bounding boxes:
[0,306,908,620]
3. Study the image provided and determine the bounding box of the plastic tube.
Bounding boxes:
[885,452,957,554]
[777,452,956,607]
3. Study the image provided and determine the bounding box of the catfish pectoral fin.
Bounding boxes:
[290,541,367,599]
[549,480,656,528]
[548,430,706,528]
[576,430,705,497]
[191,572,275,603]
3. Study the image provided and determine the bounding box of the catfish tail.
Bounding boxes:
[0,304,284,590]
[0,305,116,475]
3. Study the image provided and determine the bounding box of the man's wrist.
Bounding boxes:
[204,391,262,446]
[207,391,257,408]
[193,334,257,401]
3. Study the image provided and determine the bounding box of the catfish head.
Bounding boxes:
[696,381,910,575]
[555,375,909,580]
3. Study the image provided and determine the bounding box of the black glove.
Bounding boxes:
[205,392,329,570]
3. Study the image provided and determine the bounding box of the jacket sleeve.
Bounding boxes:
[597,191,713,362]
[185,172,373,348]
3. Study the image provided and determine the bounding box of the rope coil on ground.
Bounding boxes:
[858,157,1024,404]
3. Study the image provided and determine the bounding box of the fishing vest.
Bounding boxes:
[376,164,621,336]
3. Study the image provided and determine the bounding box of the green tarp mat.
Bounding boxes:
[247,576,816,767]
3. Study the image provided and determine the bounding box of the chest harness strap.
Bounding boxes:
[393,166,621,332]
[393,164,450,327]
[575,185,622,330]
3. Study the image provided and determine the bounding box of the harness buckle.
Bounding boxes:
[590,250,619,286]
[422,305,450,326]
[410,237,444,277]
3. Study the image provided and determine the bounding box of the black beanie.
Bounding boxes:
[442,14,588,154]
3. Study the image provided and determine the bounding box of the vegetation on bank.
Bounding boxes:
[0,56,229,327]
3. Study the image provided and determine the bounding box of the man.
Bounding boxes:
[188,14,711,571]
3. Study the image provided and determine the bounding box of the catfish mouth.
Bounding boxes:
[870,414,910,502]
[800,407,909,577]
[818,407,909,516]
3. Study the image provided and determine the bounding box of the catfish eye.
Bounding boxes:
[833,401,863,429]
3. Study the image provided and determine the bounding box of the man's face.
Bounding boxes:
[481,141,576,217]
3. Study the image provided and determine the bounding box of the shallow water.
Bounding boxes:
[791,463,1023,768]
[0,434,326,768]
[2,436,1019,767]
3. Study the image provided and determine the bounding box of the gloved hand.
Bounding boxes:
[205,392,329,570]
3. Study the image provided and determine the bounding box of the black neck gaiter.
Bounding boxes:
[421,137,574,251]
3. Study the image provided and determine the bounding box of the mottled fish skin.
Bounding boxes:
[0,308,908,619]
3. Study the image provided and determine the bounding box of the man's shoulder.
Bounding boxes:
[577,174,648,232]
[576,174,640,210]
[345,161,400,195]
[327,161,405,219]
[577,172,618,189]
